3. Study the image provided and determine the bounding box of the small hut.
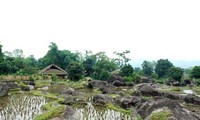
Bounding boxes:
[39,64,67,78]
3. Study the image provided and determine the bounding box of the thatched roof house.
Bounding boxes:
[39,64,67,77]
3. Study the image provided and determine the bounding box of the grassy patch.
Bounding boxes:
[149,110,172,120]
[192,86,200,95]
[30,91,58,100]
[9,88,21,91]
[34,105,64,120]
[107,94,120,99]
[105,103,132,114]
[35,80,51,88]
[159,86,184,94]
[142,96,153,100]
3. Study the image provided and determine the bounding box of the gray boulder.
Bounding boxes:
[100,84,116,94]
[61,105,80,120]
[117,96,143,108]
[184,94,200,105]
[112,80,125,86]
[107,74,124,83]
[137,97,199,120]
[136,84,159,96]
[88,80,107,89]
[93,94,114,105]
[0,83,8,97]
[61,87,76,95]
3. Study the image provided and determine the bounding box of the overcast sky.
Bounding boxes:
[0,0,200,60]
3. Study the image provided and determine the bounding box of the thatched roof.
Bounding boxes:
[39,64,67,75]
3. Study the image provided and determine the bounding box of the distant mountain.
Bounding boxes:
[130,59,200,68]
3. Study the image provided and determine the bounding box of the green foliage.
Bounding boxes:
[34,105,64,120]
[39,42,80,69]
[120,64,134,77]
[149,110,172,120]
[191,66,200,78]
[167,67,183,82]
[51,74,58,81]
[123,73,140,82]
[98,69,110,80]
[142,60,154,76]
[195,79,200,86]
[113,50,131,68]
[67,62,84,80]
[83,57,96,76]
[92,52,117,80]
[21,66,38,75]
[105,103,132,114]
[155,78,167,84]
[0,43,4,62]
[155,59,173,78]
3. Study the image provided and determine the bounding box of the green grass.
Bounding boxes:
[142,96,153,100]
[107,94,120,99]
[35,80,51,88]
[30,90,58,100]
[149,110,172,120]
[34,105,64,120]
[105,103,132,114]
[192,86,200,95]
[159,86,184,94]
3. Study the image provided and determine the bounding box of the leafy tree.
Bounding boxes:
[92,52,117,80]
[113,50,131,68]
[24,55,38,67]
[12,49,24,58]
[21,66,38,75]
[155,59,173,78]
[120,64,134,77]
[40,42,80,69]
[167,67,184,82]
[83,56,96,76]
[66,62,84,80]
[142,60,154,76]
[0,43,4,62]
[191,66,200,78]
[0,61,12,74]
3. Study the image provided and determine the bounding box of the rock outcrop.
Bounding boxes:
[137,97,200,120]
[61,105,80,120]
[93,94,114,105]
[88,80,107,89]
[107,74,124,84]
[0,83,8,97]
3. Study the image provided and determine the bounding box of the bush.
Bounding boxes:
[191,66,200,78]
[155,78,167,84]
[51,74,57,82]
[123,73,140,82]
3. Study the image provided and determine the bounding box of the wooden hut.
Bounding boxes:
[39,64,67,78]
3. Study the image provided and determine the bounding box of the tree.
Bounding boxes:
[66,62,84,80]
[120,64,134,77]
[24,55,38,67]
[0,43,4,62]
[167,67,184,82]
[12,49,24,58]
[113,50,131,68]
[191,66,200,78]
[83,57,96,77]
[155,59,173,78]
[92,52,117,80]
[40,42,80,69]
[142,60,154,76]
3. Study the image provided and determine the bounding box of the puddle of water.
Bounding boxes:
[0,93,46,120]
[75,103,134,120]
[183,90,193,94]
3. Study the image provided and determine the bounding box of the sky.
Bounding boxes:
[0,0,200,61]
